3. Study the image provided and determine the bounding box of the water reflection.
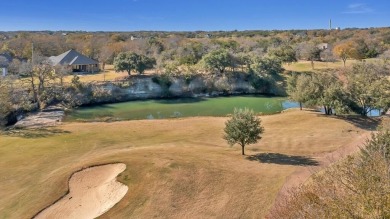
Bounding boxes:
[282,101,301,110]
[172,111,182,118]
[146,114,154,120]
[282,100,381,117]
[319,107,381,117]
[368,109,381,117]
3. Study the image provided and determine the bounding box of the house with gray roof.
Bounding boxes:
[0,53,12,77]
[49,49,99,73]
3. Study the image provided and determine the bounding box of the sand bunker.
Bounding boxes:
[35,163,128,219]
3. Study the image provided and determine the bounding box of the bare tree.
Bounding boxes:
[296,42,321,69]
[7,59,21,75]
[54,64,71,86]
[98,46,114,71]
[18,55,55,108]
[18,61,37,102]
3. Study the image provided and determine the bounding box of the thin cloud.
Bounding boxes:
[343,3,374,14]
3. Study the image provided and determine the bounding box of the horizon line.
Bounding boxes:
[1,26,389,33]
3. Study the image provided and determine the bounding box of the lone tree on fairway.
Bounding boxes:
[224,108,264,155]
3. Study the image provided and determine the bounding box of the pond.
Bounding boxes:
[318,108,382,117]
[65,96,300,122]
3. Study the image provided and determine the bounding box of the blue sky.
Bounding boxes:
[0,0,389,31]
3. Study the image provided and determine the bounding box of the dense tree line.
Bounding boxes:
[1,28,390,87]
[287,63,390,116]
[1,27,389,71]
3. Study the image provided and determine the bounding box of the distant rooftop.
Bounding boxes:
[0,53,13,67]
[49,49,98,66]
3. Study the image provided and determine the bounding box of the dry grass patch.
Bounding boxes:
[0,110,375,218]
[62,65,157,83]
[283,59,381,73]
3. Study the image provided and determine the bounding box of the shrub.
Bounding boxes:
[270,130,390,218]
[214,76,231,93]
[248,72,271,92]
[152,73,173,95]
[152,74,172,88]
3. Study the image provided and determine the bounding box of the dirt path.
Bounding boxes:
[34,163,128,219]
[272,131,373,207]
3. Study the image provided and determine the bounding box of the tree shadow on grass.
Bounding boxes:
[320,115,381,131]
[1,128,71,139]
[247,153,319,166]
[339,116,380,131]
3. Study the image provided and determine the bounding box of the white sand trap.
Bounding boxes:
[35,163,128,219]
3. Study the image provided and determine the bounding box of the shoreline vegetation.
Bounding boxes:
[2,27,390,127]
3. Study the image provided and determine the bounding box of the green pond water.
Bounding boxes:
[65,96,299,122]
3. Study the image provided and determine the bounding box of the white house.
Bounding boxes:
[317,43,329,50]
